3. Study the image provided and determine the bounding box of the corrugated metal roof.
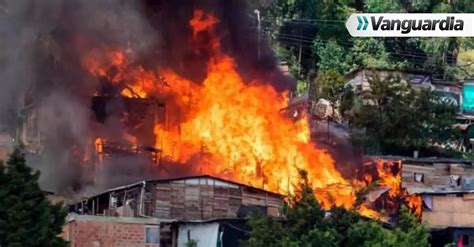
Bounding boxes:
[404,186,474,195]
[82,174,284,200]
[365,155,474,165]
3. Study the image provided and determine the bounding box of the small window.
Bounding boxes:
[414,173,424,183]
[145,226,160,244]
[450,175,461,187]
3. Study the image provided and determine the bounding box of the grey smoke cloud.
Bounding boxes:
[0,0,159,194]
[0,0,294,195]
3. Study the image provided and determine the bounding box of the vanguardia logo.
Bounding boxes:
[346,14,474,37]
[371,16,463,34]
[356,16,369,30]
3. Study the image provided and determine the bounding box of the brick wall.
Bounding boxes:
[62,215,161,247]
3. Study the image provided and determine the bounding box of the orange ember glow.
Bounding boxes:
[372,160,422,217]
[82,9,422,219]
[376,160,401,197]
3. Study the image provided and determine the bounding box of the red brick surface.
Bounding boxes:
[62,219,160,247]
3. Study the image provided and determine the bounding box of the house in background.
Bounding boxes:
[432,79,462,111]
[376,156,474,247]
[344,68,433,94]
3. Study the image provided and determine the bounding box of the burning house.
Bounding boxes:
[363,156,474,246]
[6,0,359,208]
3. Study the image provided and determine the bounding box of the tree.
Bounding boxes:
[263,0,474,81]
[346,206,429,247]
[246,210,286,247]
[395,206,430,246]
[262,0,355,77]
[314,69,345,101]
[0,149,67,247]
[246,170,341,247]
[245,170,429,246]
[315,40,353,75]
[346,75,458,155]
[347,221,396,247]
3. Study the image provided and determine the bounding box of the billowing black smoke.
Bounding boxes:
[0,0,293,195]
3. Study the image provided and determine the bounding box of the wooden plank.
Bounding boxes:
[185,186,200,201]
[450,165,464,175]
[213,201,229,210]
[403,164,435,172]
[155,212,170,218]
[243,192,267,199]
[229,197,242,207]
[267,198,284,207]
[214,187,230,195]
[212,208,228,218]
[185,186,200,194]
[171,208,185,218]
[433,164,450,176]
[155,199,171,206]
[431,176,450,185]
[243,197,266,206]
[229,188,242,197]
[156,184,172,189]
[156,192,171,200]
[170,201,185,208]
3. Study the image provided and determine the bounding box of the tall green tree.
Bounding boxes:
[0,149,67,247]
[346,75,458,155]
[263,0,355,78]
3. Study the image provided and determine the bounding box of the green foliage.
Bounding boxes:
[346,75,458,155]
[314,69,345,106]
[285,170,326,238]
[246,210,286,247]
[325,206,361,246]
[364,0,403,12]
[395,206,430,246]
[347,221,396,247]
[315,38,408,77]
[266,0,474,82]
[245,170,429,247]
[271,44,302,79]
[0,149,68,247]
[351,38,407,70]
[315,40,353,74]
[296,80,309,97]
[266,0,354,78]
[347,206,429,247]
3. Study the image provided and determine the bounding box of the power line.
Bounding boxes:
[248,14,347,23]
[267,37,447,69]
[260,30,449,59]
[252,24,453,66]
[258,26,451,56]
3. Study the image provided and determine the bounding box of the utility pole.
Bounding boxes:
[298,31,302,78]
[254,9,261,61]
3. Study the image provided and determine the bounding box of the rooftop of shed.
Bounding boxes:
[83,174,285,200]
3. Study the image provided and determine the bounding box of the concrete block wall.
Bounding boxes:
[62,216,160,247]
